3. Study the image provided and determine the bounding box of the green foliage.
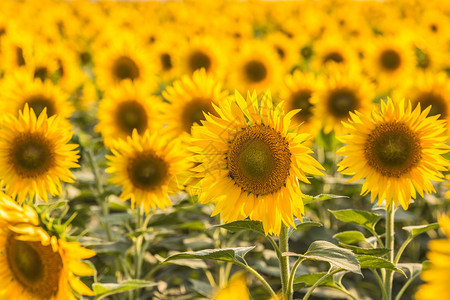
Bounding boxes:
[293,272,338,290]
[402,223,439,237]
[285,241,362,274]
[357,255,405,275]
[164,246,256,265]
[339,243,390,256]
[329,209,382,231]
[333,231,367,244]
[93,280,157,299]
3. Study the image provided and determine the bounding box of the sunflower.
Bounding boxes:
[312,66,375,135]
[93,33,156,92]
[278,71,322,138]
[393,72,450,135]
[177,36,227,80]
[0,69,73,120]
[0,191,95,299]
[106,130,191,213]
[96,80,163,148]
[190,91,324,235]
[150,37,180,81]
[161,68,229,139]
[337,98,449,209]
[0,104,79,203]
[0,28,33,72]
[228,41,283,94]
[416,214,450,300]
[214,272,249,300]
[310,33,359,72]
[265,32,299,71]
[364,36,415,90]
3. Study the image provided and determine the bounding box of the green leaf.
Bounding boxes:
[164,246,255,265]
[165,258,208,270]
[333,231,366,244]
[210,219,321,236]
[339,243,390,256]
[93,280,157,299]
[190,279,213,298]
[357,255,406,276]
[398,263,423,276]
[303,194,347,205]
[285,241,361,275]
[209,220,265,235]
[422,260,432,271]
[403,223,439,237]
[329,209,382,230]
[293,272,338,291]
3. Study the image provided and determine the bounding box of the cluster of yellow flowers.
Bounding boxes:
[0,0,449,298]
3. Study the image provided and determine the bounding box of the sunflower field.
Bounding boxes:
[0,0,450,299]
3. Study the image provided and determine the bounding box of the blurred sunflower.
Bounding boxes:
[190,91,324,235]
[0,28,33,72]
[52,42,87,93]
[416,214,450,300]
[265,32,299,71]
[394,72,450,135]
[151,37,180,81]
[0,70,73,120]
[337,98,449,209]
[312,66,375,135]
[96,80,163,148]
[279,71,322,138]
[161,68,229,139]
[0,191,95,299]
[311,34,359,71]
[178,36,227,79]
[0,104,79,203]
[214,272,249,300]
[94,34,156,92]
[365,36,415,89]
[106,130,191,213]
[228,41,283,93]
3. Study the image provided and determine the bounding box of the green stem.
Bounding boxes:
[267,235,282,259]
[235,262,277,298]
[384,204,395,300]
[279,224,291,300]
[335,284,358,300]
[303,268,342,300]
[368,227,384,248]
[133,206,144,300]
[394,272,420,300]
[394,235,413,265]
[287,257,305,298]
[135,206,144,279]
[372,269,388,300]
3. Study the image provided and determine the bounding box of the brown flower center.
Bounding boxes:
[25,95,56,117]
[289,90,314,122]
[365,121,421,177]
[112,55,140,81]
[127,151,168,190]
[327,88,358,118]
[9,132,55,178]
[6,235,62,298]
[115,100,148,136]
[244,60,267,83]
[380,49,401,71]
[413,92,447,119]
[188,50,211,73]
[181,98,213,133]
[323,51,344,64]
[160,53,173,71]
[228,125,291,195]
